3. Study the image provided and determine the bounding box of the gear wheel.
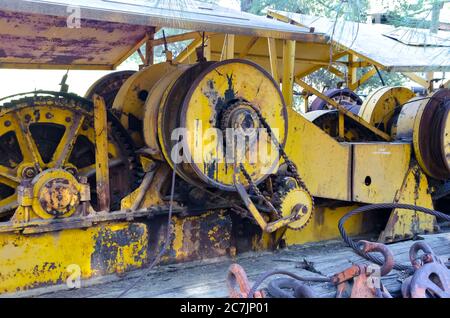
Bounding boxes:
[279,187,314,231]
[0,91,142,215]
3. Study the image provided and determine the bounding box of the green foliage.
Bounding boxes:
[382,0,440,28]
[240,0,413,98]
[242,0,369,22]
[126,0,435,98]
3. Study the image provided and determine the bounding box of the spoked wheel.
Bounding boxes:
[309,88,362,113]
[84,70,136,109]
[0,92,141,218]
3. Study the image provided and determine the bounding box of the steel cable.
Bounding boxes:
[117,163,178,298]
[338,203,450,272]
[248,203,449,298]
[247,270,331,298]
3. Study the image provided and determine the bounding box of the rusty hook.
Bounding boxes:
[409,242,435,269]
[227,264,263,298]
[357,240,394,276]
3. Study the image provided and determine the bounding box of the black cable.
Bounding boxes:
[374,66,385,86]
[268,278,316,298]
[338,203,450,272]
[117,164,178,298]
[247,270,331,299]
[248,203,449,298]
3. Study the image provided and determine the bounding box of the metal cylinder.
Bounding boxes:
[394,88,450,180]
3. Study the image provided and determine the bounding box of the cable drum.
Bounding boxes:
[394,88,450,180]
[142,59,288,191]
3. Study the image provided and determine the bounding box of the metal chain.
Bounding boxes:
[228,100,315,223]
[239,163,278,215]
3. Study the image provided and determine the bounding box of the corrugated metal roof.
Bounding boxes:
[0,0,326,70]
[272,10,450,72]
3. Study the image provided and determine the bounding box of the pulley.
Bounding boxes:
[309,88,362,113]
[358,86,415,135]
[112,62,177,147]
[177,59,287,190]
[394,88,450,180]
[16,168,90,220]
[143,59,288,191]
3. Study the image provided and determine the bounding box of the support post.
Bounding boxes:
[145,31,155,66]
[338,111,345,140]
[204,36,211,61]
[221,34,235,61]
[349,67,377,90]
[93,94,110,212]
[282,40,296,108]
[267,38,280,84]
[426,72,434,93]
[347,54,357,88]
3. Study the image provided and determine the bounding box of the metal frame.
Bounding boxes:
[267,10,449,92]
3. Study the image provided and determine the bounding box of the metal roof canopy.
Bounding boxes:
[272,10,450,72]
[0,0,325,70]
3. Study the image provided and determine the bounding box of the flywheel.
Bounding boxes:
[84,70,136,109]
[0,92,141,217]
[112,62,178,147]
[153,59,288,191]
[309,88,362,113]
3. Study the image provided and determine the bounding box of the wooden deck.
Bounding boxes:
[10,232,450,298]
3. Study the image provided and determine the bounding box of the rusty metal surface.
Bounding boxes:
[332,240,394,298]
[0,9,153,69]
[402,241,450,298]
[147,210,233,265]
[227,264,264,298]
[0,0,326,70]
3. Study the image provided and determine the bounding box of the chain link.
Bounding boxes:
[228,100,315,220]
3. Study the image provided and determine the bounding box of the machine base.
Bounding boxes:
[0,222,148,294]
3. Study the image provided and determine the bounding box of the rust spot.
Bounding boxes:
[91,223,146,274]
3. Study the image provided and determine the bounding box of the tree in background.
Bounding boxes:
[239,0,408,102]
[129,0,439,105]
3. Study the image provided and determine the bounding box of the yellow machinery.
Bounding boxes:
[0,0,449,295]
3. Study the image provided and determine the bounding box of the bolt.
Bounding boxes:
[46,112,53,119]
[22,167,36,179]
[292,204,305,216]
[65,117,71,123]
[65,167,78,176]
[4,121,11,127]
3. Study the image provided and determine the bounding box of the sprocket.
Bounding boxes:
[279,187,314,231]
